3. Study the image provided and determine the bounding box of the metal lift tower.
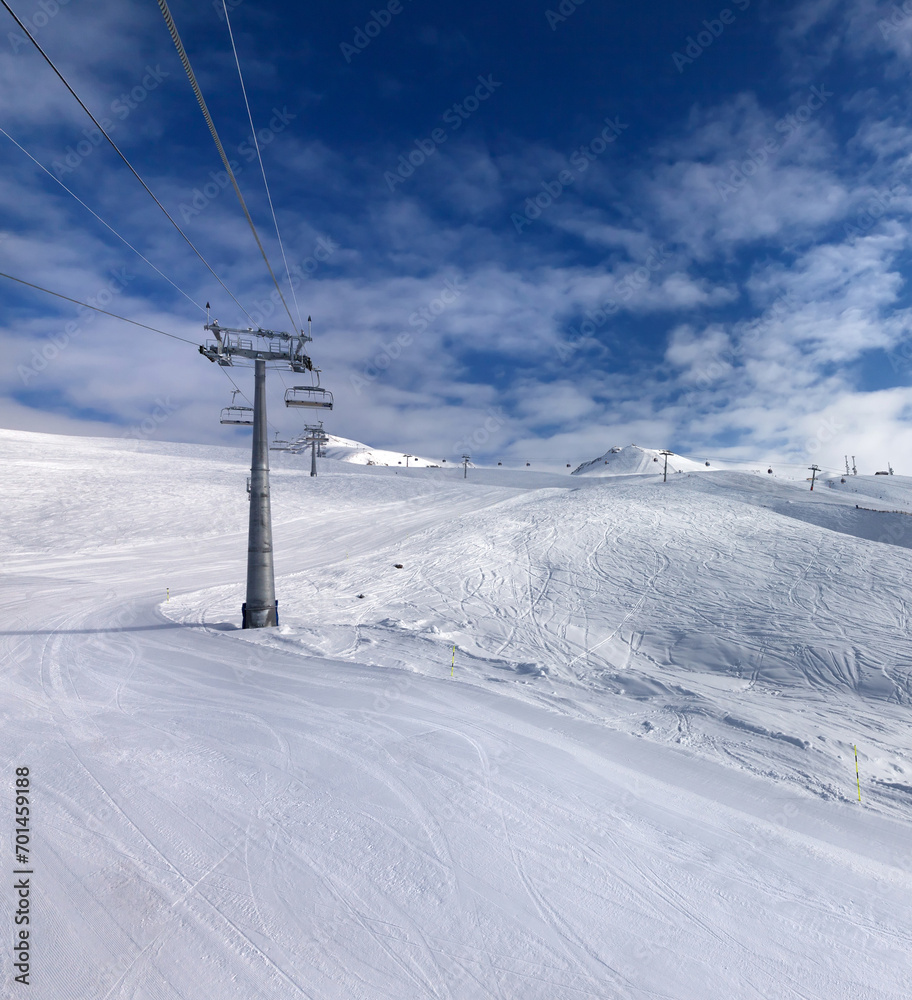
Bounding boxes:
[302,423,328,477]
[200,321,313,628]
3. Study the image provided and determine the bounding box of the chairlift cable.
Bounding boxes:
[155,0,300,336]
[0,126,206,315]
[6,265,284,431]
[0,0,255,324]
[217,364,249,403]
[0,270,197,345]
[222,0,304,331]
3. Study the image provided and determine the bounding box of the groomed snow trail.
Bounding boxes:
[2,429,911,999]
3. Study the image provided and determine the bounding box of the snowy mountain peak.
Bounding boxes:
[572,444,710,476]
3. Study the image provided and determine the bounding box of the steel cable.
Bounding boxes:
[156,0,300,335]
[222,0,304,331]
[0,0,255,323]
[0,126,206,315]
[0,270,197,344]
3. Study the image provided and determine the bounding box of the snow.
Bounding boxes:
[571,442,837,482]
[572,443,713,476]
[2,425,911,999]
[319,433,442,467]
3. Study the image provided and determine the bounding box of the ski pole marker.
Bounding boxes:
[854,745,861,802]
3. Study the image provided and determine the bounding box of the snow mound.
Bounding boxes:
[572,443,712,476]
[320,434,440,468]
[571,443,838,481]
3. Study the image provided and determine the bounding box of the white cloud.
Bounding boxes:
[4,0,912,476]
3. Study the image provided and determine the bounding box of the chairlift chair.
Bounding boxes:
[285,386,334,410]
[220,406,254,424]
[220,391,253,425]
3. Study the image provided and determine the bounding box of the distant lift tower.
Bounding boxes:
[200,321,314,628]
[659,450,673,483]
[303,423,328,477]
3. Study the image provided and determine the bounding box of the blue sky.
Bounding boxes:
[2,0,912,471]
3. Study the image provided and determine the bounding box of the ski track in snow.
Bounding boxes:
[2,428,912,998]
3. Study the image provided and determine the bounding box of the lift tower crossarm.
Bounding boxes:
[203,322,312,339]
[198,321,313,371]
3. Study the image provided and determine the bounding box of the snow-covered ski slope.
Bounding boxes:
[2,426,911,999]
